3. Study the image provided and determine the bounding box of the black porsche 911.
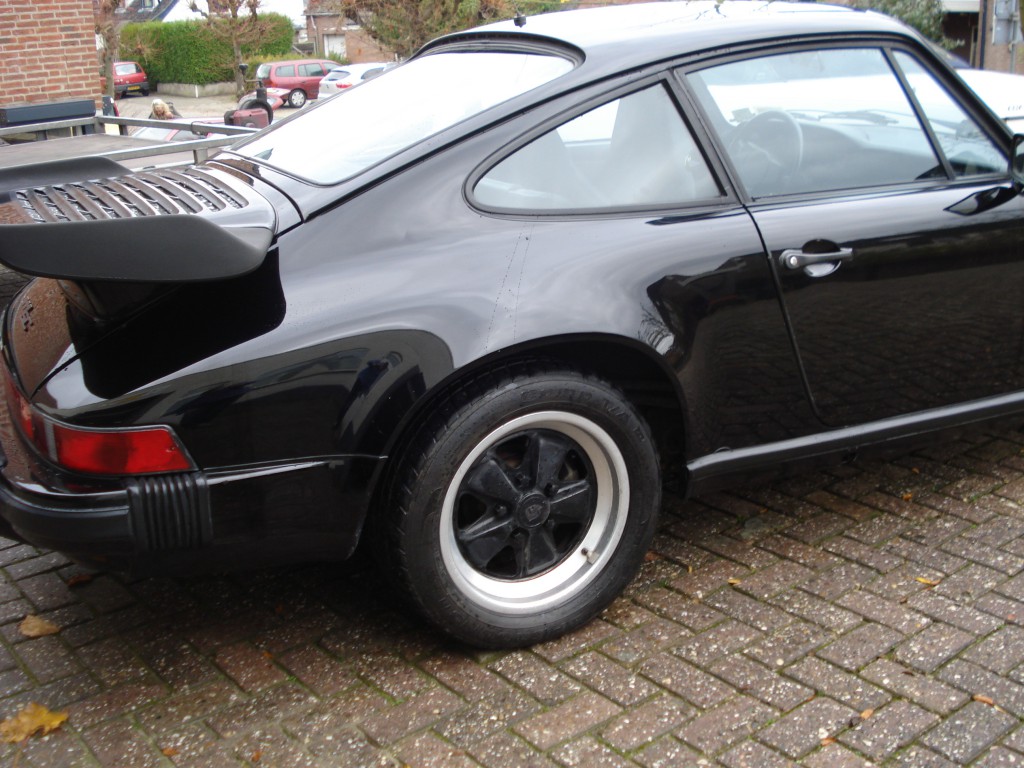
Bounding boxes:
[0,1,1022,647]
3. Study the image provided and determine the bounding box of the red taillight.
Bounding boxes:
[3,365,193,475]
[49,423,192,475]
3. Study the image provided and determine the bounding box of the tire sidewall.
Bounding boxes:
[401,373,659,646]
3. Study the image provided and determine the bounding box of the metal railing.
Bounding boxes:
[0,114,258,166]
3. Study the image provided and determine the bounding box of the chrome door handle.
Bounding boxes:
[780,247,854,270]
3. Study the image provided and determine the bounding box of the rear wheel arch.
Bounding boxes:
[369,336,690,503]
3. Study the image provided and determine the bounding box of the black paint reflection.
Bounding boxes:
[647,252,819,458]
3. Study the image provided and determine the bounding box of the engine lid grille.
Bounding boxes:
[16,168,248,223]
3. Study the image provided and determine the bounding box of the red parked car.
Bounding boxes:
[112,61,149,99]
[254,59,337,108]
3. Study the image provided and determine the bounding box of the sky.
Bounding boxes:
[161,0,307,27]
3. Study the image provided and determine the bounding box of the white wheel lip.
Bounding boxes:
[439,410,630,616]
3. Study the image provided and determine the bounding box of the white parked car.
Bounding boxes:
[318,62,393,96]
[958,68,1024,132]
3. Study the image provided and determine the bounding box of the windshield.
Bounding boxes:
[233,49,575,184]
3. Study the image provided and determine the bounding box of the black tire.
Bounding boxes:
[287,89,306,108]
[380,362,660,647]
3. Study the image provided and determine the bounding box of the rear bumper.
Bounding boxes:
[0,392,137,566]
[0,477,133,562]
[0,389,381,573]
[114,81,149,96]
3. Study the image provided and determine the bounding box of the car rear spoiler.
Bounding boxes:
[0,158,273,283]
[0,156,129,194]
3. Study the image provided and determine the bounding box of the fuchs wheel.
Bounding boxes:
[382,364,660,647]
[287,89,306,108]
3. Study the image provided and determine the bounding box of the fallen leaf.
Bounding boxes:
[65,573,94,588]
[251,749,263,762]
[727,578,742,586]
[911,467,920,474]
[915,577,941,587]
[973,694,995,706]
[821,737,836,746]
[162,747,179,757]
[18,616,59,638]
[902,492,914,502]
[644,551,663,562]
[860,708,874,720]
[0,703,68,743]
[262,651,274,661]
[686,564,694,573]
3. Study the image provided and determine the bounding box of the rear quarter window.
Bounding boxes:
[235,49,575,184]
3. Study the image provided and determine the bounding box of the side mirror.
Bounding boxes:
[1013,134,1024,192]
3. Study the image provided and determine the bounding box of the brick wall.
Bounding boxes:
[0,0,100,108]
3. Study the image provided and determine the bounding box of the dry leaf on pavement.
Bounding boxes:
[18,615,59,638]
[0,703,68,743]
[65,573,94,588]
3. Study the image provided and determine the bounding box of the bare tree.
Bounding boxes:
[317,0,528,59]
[95,0,121,100]
[188,0,273,97]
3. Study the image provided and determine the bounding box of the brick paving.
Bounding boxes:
[0,425,1021,765]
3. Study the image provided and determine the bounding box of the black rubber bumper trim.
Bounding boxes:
[126,472,212,552]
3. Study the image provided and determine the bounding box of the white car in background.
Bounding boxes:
[928,43,1023,131]
[318,62,393,97]
[958,68,1024,132]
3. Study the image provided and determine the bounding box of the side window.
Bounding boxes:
[688,48,943,198]
[473,84,721,211]
[893,52,1005,177]
[277,65,296,78]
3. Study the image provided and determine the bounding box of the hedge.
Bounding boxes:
[120,13,294,85]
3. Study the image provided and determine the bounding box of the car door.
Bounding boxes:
[470,79,814,456]
[685,44,1024,428]
[299,62,327,95]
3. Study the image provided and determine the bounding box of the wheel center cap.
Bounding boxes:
[516,493,550,528]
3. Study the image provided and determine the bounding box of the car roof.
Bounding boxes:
[425,2,917,70]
